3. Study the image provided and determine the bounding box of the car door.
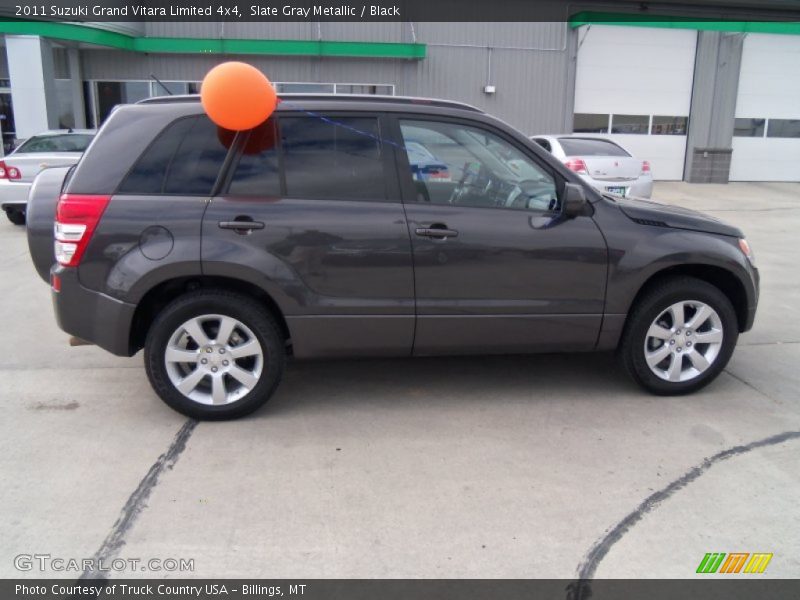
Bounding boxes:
[202,112,415,358]
[391,115,608,355]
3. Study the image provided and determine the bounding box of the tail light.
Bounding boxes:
[563,158,588,174]
[0,160,21,180]
[641,161,651,174]
[54,194,110,267]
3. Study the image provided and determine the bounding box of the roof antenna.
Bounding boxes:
[150,74,173,95]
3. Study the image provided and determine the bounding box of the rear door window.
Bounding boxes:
[558,138,630,157]
[227,118,281,196]
[118,115,232,195]
[279,116,386,201]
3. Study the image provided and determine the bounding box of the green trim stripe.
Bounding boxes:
[569,12,800,35]
[0,20,426,58]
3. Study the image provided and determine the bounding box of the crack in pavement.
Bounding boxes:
[80,419,197,580]
[568,430,800,598]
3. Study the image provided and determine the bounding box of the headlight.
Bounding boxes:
[739,238,755,265]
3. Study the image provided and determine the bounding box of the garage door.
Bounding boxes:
[573,25,697,180]
[730,34,800,182]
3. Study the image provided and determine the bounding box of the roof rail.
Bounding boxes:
[137,93,483,113]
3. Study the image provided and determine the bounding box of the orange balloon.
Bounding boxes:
[201,62,278,131]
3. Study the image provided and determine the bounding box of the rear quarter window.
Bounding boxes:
[558,138,630,157]
[118,116,232,196]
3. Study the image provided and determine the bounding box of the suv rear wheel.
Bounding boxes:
[620,276,738,395]
[144,290,285,420]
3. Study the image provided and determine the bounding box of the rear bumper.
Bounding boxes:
[0,179,32,208]
[51,266,136,357]
[581,174,653,199]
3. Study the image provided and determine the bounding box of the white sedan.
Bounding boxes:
[530,134,653,199]
[0,129,95,225]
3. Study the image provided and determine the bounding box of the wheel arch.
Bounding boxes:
[625,264,749,334]
[129,275,291,355]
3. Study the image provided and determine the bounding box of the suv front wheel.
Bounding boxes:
[144,290,285,420]
[620,276,739,395]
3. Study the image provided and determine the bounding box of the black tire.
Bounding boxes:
[5,208,25,226]
[619,276,739,395]
[144,289,285,420]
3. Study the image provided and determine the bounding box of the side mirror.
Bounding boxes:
[563,183,589,218]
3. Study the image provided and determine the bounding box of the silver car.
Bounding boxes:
[530,134,653,199]
[0,129,95,225]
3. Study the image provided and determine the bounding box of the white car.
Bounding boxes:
[530,134,653,199]
[0,129,95,225]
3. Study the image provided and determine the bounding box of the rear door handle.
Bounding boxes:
[415,225,459,239]
[218,218,265,233]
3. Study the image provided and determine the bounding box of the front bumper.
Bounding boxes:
[51,266,136,357]
[0,179,32,208]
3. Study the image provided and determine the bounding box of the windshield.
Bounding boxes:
[558,137,630,157]
[15,134,94,154]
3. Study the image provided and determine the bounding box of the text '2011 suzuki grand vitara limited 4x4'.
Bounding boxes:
[27,95,759,420]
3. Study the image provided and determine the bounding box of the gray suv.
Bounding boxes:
[27,95,759,420]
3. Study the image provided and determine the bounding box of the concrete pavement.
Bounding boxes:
[1,182,798,580]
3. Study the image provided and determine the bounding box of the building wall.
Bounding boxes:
[78,22,574,135]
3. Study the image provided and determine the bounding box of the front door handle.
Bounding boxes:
[218,217,265,234]
[415,224,459,239]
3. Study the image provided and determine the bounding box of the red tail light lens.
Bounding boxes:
[564,158,588,174]
[641,160,651,174]
[0,160,21,180]
[54,194,111,267]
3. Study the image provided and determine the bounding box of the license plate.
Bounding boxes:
[606,186,627,196]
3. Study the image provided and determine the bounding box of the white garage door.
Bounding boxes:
[574,25,697,180]
[730,34,800,182]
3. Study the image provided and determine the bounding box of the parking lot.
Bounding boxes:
[1,181,799,579]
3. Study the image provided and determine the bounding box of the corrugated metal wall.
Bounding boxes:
[78,22,574,134]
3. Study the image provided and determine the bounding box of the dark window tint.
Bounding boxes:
[533,138,552,153]
[733,118,765,137]
[611,114,649,134]
[651,116,688,135]
[119,116,231,195]
[280,116,385,200]
[767,119,800,138]
[228,118,281,196]
[15,134,93,153]
[165,117,231,195]
[573,114,609,133]
[118,117,194,194]
[558,138,629,157]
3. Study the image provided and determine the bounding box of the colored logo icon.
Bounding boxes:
[696,552,773,574]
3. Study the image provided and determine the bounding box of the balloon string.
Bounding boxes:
[277,100,410,152]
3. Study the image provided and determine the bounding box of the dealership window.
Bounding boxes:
[95,81,150,123]
[573,113,609,133]
[85,80,395,127]
[150,81,201,97]
[651,116,688,135]
[280,116,386,201]
[611,114,649,135]
[733,118,766,137]
[767,119,800,139]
